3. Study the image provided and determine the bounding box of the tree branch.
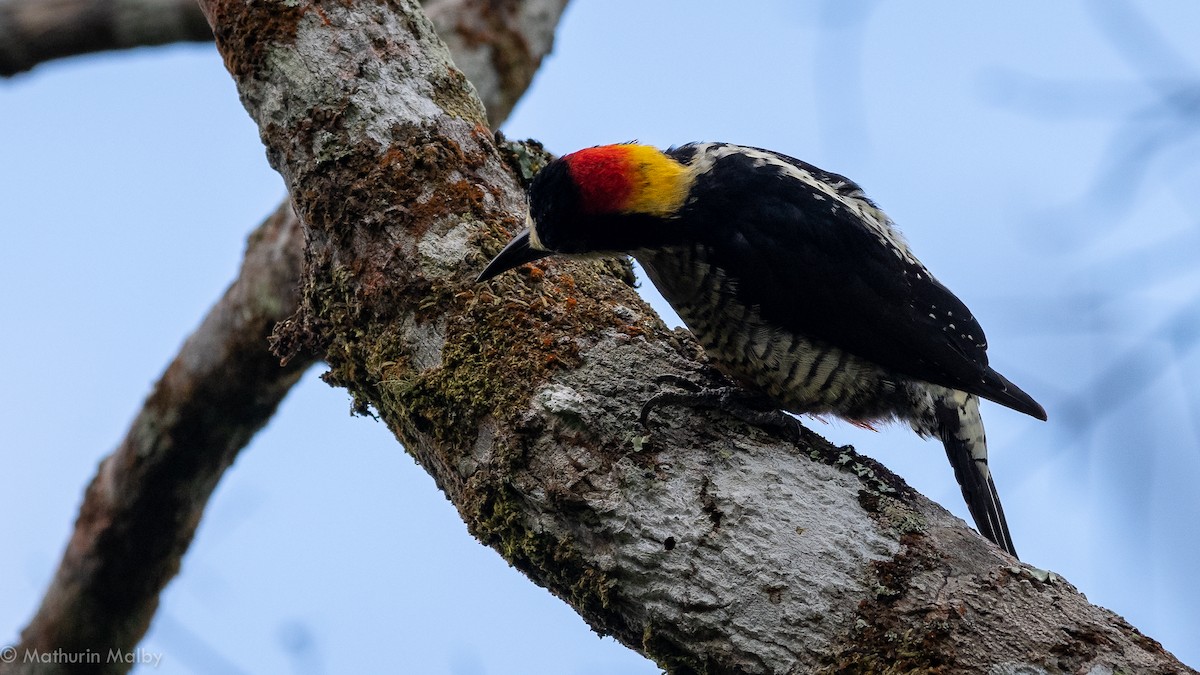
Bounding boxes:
[425,0,568,127]
[1,1,569,672]
[0,0,213,77]
[194,0,1192,672]
[4,203,308,675]
[0,0,568,129]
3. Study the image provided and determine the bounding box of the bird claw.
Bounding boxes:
[640,375,802,443]
[650,373,704,393]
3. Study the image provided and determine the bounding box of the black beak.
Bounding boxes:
[476,229,552,282]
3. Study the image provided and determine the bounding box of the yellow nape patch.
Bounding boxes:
[621,145,693,217]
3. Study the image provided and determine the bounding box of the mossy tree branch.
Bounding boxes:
[1,1,569,673]
[0,0,566,128]
[191,0,1192,673]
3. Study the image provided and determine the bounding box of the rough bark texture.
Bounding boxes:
[2,203,308,675]
[0,0,213,76]
[190,0,1193,673]
[425,0,568,127]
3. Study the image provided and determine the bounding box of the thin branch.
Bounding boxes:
[1085,0,1198,98]
[4,203,309,674]
[0,0,213,77]
[194,0,1193,672]
[426,0,569,128]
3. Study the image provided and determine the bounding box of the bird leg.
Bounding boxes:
[640,374,803,442]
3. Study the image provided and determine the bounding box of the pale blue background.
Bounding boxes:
[2,2,1197,672]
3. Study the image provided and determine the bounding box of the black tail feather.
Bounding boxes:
[934,399,1019,558]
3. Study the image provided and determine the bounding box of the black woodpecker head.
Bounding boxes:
[477,144,695,282]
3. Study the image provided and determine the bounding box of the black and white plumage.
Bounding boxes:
[478,142,1046,557]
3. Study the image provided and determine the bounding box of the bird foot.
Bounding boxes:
[640,374,802,442]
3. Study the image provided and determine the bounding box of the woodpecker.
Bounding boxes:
[478,142,1046,558]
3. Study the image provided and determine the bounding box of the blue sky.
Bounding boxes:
[2,1,1198,672]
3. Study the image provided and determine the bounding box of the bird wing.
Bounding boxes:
[678,145,1044,419]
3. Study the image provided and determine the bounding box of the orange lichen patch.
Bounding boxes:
[206,0,307,82]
